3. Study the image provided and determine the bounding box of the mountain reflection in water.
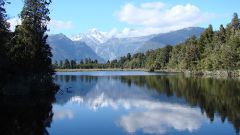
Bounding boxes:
[0,72,239,135]
[53,73,240,135]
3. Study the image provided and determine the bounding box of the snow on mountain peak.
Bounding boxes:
[71,28,110,44]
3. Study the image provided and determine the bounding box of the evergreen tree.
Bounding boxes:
[217,24,226,44]
[221,31,240,69]
[182,36,200,70]
[0,0,10,75]
[226,13,240,39]
[70,60,77,69]
[64,59,70,69]
[199,25,214,54]
[53,61,58,68]
[80,60,84,64]
[155,45,172,69]
[231,13,240,33]
[127,53,131,61]
[11,0,53,76]
[59,60,63,68]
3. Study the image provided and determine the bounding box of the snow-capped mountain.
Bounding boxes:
[71,29,110,46]
[48,27,205,62]
[48,34,105,62]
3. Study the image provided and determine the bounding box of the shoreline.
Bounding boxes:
[55,68,146,72]
[55,69,240,78]
[184,70,240,78]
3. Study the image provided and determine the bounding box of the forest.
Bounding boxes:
[111,13,240,71]
[55,13,240,72]
[0,0,57,95]
[0,0,53,77]
[1,0,240,73]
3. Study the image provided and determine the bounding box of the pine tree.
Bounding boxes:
[127,53,131,61]
[226,13,240,40]
[64,59,70,69]
[80,60,84,64]
[59,60,63,68]
[0,0,10,75]
[199,25,214,58]
[218,24,226,43]
[70,60,76,69]
[11,0,53,76]
[53,61,58,68]
[231,13,240,32]
[184,36,200,70]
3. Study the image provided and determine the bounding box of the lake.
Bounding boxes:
[47,71,240,135]
[1,71,239,135]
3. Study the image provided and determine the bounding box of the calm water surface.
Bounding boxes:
[44,71,240,135]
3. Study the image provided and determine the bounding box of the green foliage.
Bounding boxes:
[64,59,70,69]
[53,13,240,72]
[105,13,240,71]
[54,58,103,69]
[10,0,53,76]
[119,75,240,133]
[0,0,58,95]
[0,0,10,76]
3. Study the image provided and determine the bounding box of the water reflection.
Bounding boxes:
[0,77,58,135]
[118,102,205,134]
[54,74,240,135]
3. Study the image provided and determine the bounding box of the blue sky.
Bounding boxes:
[5,0,240,37]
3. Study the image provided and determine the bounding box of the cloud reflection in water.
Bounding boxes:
[55,75,206,134]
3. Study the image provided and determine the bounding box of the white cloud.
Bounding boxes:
[118,102,204,134]
[7,17,21,31]
[116,2,213,37]
[113,27,161,38]
[58,76,206,134]
[48,20,74,30]
[53,109,75,120]
[140,2,165,9]
[7,17,73,31]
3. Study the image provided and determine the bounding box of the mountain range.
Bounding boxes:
[48,27,205,62]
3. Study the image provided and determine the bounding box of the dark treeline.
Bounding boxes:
[75,13,239,71]
[53,58,108,69]
[0,0,57,95]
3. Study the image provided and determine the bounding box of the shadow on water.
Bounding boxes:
[0,75,59,135]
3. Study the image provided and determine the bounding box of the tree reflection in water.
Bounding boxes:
[54,74,240,134]
[118,75,240,133]
[0,76,59,135]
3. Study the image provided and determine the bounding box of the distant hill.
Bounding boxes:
[136,27,205,53]
[48,34,104,62]
[96,35,155,60]
[49,27,205,62]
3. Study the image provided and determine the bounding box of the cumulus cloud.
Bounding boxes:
[116,2,213,37]
[140,2,165,9]
[118,101,205,134]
